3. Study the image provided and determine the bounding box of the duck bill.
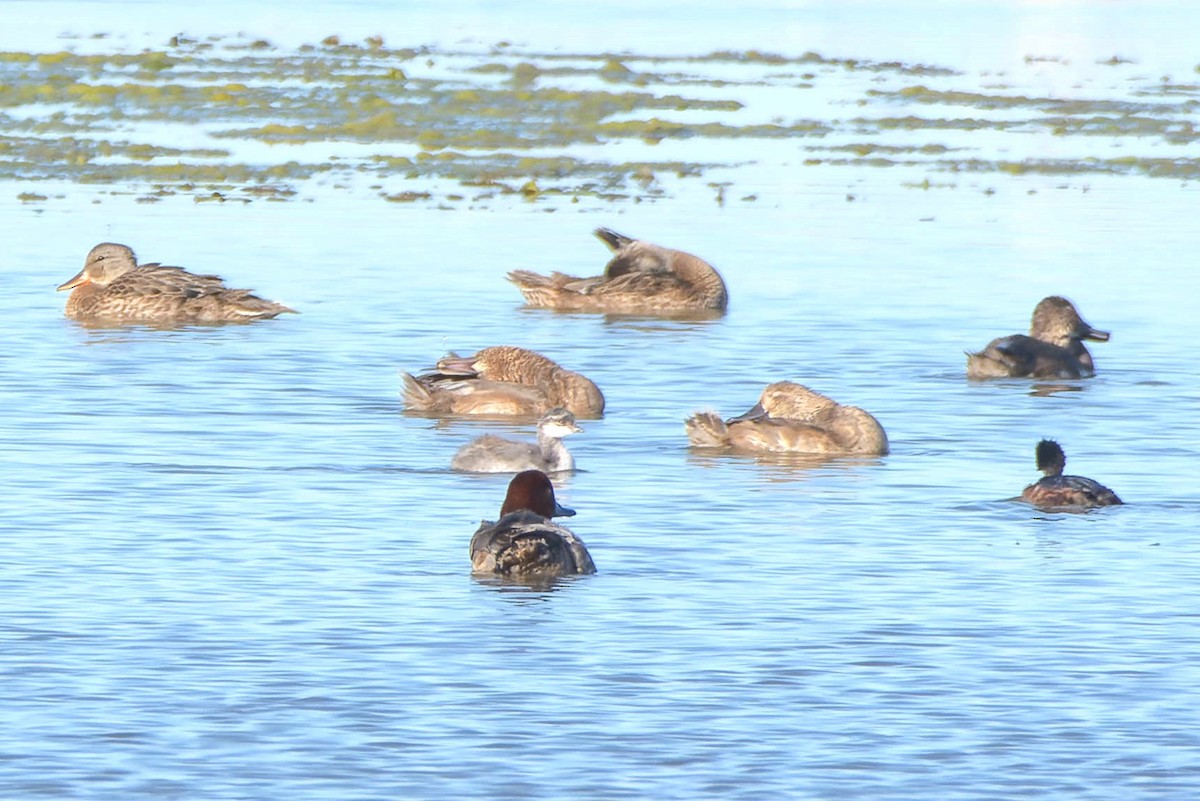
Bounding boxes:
[726,402,768,424]
[434,353,479,376]
[1083,326,1110,342]
[553,501,576,518]
[57,270,88,291]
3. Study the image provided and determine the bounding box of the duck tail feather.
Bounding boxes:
[685,411,730,447]
[593,227,634,252]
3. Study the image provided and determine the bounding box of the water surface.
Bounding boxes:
[2,2,1199,799]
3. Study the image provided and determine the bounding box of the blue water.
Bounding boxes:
[2,2,1200,799]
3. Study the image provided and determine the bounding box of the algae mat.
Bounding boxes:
[2,35,1198,204]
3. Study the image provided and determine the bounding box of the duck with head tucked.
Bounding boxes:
[686,381,889,456]
[507,227,728,315]
[1021,439,1122,510]
[967,296,1109,379]
[402,346,605,419]
[469,469,596,578]
[452,408,583,474]
[57,243,296,324]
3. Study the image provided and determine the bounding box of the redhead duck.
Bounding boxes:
[507,227,728,314]
[967,296,1109,379]
[57,243,295,323]
[1021,439,1122,510]
[469,469,596,578]
[402,346,605,419]
[686,381,889,455]
[452,408,582,473]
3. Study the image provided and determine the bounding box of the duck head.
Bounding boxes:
[500,469,575,518]
[1035,438,1067,477]
[538,408,583,438]
[1031,297,1109,347]
[57,243,139,292]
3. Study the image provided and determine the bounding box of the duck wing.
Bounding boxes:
[1022,475,1122,509]
[451,435,546,473]
[106,265,294,320]
[470,511,595,576]
[508,269,607,294]
[403,373,549,417]
[969,334,1087,379]
[108,265,228,299]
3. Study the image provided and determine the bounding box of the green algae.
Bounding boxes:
[872,84,1196,117]
[0,40,794,200]
[0,37,1196,203]
[946,156,1200,180]
[801,153,1200,181]
[864,115,1010,132]
[815,143,957,157]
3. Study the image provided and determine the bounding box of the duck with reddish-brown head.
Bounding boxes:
[469,470,596,578]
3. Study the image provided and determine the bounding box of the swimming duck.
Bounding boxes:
[967,296,1109,379]
[1021,439,1122,510]
[686,381,889,455]
[402,346,605,419]
[57,242,296,323]
[507,227,728,314]
[452,408,583,473]
[469,469,596,578]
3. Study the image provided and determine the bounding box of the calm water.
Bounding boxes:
[2,2,1200,799]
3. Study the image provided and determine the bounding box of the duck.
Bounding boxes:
[402,346,605,419]
[686,381,889,455]
[57,242,296,323]
[1021,439,1122,510]
[469,469,596,578]
[507,227,728,314]
[967,296,1109,379]
[452,408,582,473]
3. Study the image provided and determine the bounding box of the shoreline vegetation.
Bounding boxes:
[2,34,1198,204]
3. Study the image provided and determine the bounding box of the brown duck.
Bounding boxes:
[967,296,1109,379]
[402,346,605,419]
[686,381,889,456]
[57,242,295,324]
[1021,439,1122,510]
[507,227,728,314]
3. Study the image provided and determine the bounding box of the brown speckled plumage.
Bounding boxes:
[57,243,295,324]
[402,346,605,419]
[507,228,728,314]
[1021,439,1122,510]
[686,381,889,456]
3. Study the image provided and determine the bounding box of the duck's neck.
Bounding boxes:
[64,282,104,316]
[675,256,727,307]
[536,430,575,472]
[1039,457,1066,477]
[1068,341,1095,374]
[548,371,602,417]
